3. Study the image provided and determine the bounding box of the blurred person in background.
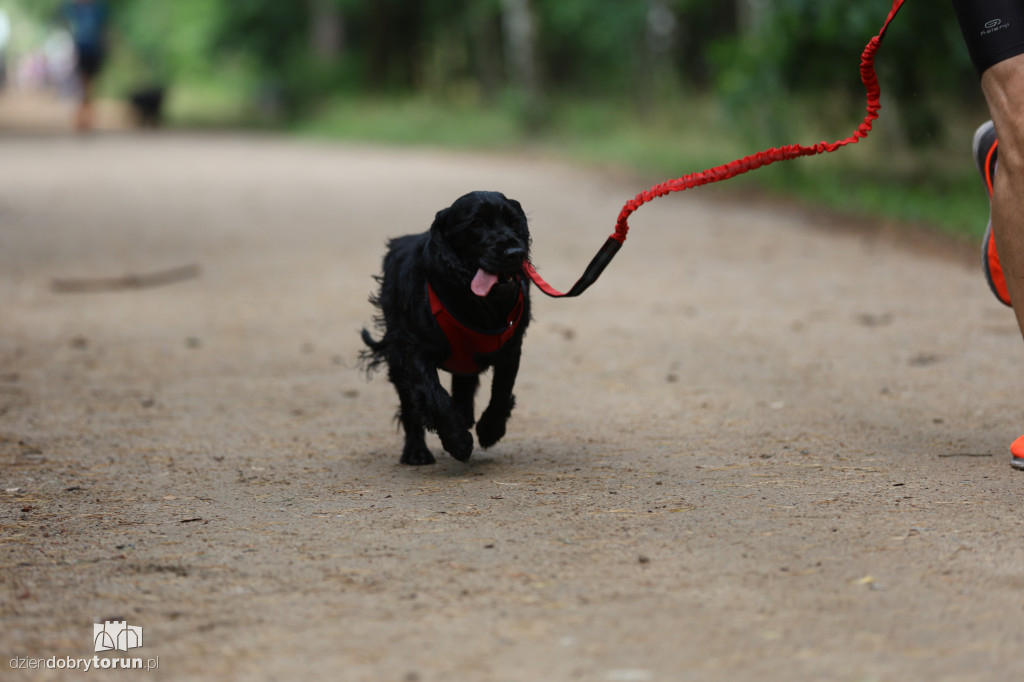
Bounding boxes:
[60,0,109,131]
[0,8,10,91]
[952,1,1024,470]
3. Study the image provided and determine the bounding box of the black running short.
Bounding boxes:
[75,44,106,79]
[952,0,1024,76]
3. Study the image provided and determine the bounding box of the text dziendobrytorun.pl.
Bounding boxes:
[10,655,159,672]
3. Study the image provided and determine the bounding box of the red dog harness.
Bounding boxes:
[427,279,526,374]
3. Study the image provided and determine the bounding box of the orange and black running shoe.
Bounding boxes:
[1010,434,1024,470]
[973,120,1012,307]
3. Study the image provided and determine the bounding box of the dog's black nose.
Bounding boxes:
[504,247,527,260]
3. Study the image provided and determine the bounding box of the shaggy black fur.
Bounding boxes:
[361,191,532,465]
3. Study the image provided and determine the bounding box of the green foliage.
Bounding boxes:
[711,0,977,147]
[297,93,523,149]
[114,0,223,80]
[7,0,982,141]
[534,0,648,94]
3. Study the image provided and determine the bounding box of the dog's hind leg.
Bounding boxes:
[395,389,436,466]
[451,374,479,428]
[476,354,520,449]
[412,359,474,462]
[391,356,474,463]
[388,363,436,466]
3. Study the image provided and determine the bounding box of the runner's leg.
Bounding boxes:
[983,54,1024,334]
[952,0,1024,468]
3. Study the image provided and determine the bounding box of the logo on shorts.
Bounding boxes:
[982,18,1010,36]
[93,621,143,652]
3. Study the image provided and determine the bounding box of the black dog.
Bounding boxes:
[129,86,165,128]
[361,191,532,465]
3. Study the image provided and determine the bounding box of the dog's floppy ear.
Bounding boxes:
[504,197,531,244]
[425,206,465,276]
[428,206,454,250]
[431,207,451,233]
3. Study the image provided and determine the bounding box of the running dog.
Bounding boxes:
[361,191,532,465]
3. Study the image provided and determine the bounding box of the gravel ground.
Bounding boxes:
[2,115,1023,681]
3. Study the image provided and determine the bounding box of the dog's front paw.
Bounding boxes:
[476,409,507,449]
[440,429,474,462]
[401,443,437,466]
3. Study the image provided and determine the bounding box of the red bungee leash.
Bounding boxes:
[524,0,908,298]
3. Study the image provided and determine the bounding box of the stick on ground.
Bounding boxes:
[51,264,201,293]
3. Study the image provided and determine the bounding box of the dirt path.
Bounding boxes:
[2,125,1023,682]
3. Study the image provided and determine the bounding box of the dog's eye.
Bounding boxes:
[451,218,484,234]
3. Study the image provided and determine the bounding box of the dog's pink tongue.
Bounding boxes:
[471,268,499,297]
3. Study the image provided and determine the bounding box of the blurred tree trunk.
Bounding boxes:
[737,0,768,36]
[469,5,502,104]
[309,0,343,63]
[368,2,390,87]
[675,3,738,88]
[638,0,676,116]
[368,0,421,90]
[500,0,540,101]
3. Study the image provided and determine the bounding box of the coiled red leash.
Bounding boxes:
[524,0,908,298]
